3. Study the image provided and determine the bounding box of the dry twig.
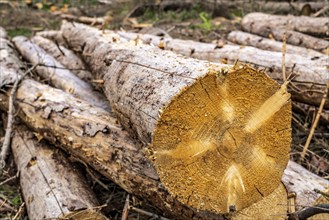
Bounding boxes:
[121,194,130,220]
[0,64,38,175]
[301,80,329,159]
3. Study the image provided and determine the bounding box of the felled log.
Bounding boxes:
[61,22,294,215]
[242,12,329,37]
[227,30,324,58]
[12,36,110,111]
[61,14,111,26]
[0,45,328,219]
[36,30,66,46]
[31,35,93,82]
[117,31,329,109]
[11,125,106,220]
[241,14,329,52]
[201,0,327,15]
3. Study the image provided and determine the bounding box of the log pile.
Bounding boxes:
[0,9,328,219]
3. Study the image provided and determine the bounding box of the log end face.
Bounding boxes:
[152,65,291,214]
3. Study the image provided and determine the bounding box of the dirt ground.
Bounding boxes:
[0,1,328,219]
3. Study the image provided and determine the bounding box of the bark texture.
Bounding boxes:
[118,31,329,109]
[12,126,106,220]
[12,36,110,111]
[31,35,93,82]
[61,22,293,214]
[227,30,324,58]
[241,12,329,36]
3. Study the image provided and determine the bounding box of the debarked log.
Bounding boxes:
[11,125,107,220]
[117,31,329,109]
[61,22,292,214]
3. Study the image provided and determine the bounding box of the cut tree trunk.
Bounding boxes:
[31,35,93,82]
[0,49,328,219]
[227,30,324,58]
[11,125,106,220]
[36,30,66,46]
[200,0,327,15]
[12,36,110,111]
[62,22,292,214]
[241,15,329,52]
[117,31,329,109]
[241,12,329,37]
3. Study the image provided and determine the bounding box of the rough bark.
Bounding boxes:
[241,15,329,52]
[12,36,110,111]
[0,58,327,219]
[11,125,106,220]
[241,12,329,37]
[61,22,293,214]
[31,35,93,82]
[118,31,329,109]
[227,30,324,58]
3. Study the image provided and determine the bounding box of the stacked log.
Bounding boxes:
[1,20,328,219]
[241,12,329,52]
[0,27,107,220]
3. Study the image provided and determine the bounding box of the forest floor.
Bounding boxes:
[0,1,328,219]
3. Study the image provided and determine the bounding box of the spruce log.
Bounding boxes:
[227,30,324,58]
[0,52,328,219]
[11,125,106,220]
[117,31,329,109]
[241,12,329,37]
[12,36,110,111]
[241,16,329,52]
[31,35,93,82]
[62,22,292,213]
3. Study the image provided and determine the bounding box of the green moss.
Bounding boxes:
[7,28,32,38]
